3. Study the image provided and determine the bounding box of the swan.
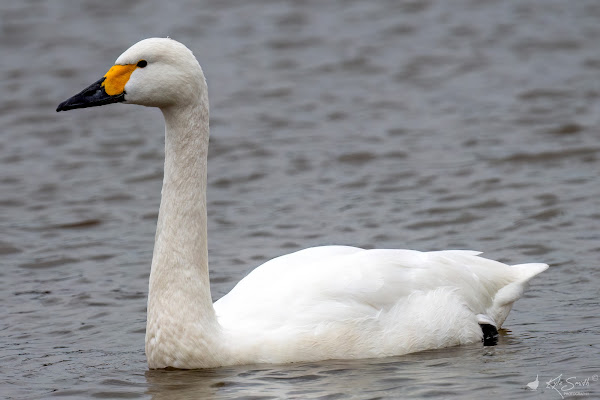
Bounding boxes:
[57,38,548,369]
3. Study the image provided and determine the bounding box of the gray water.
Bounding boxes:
[1,1,599,399]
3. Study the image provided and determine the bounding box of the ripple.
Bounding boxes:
[404,212,480,230]
[19,257,79,269]
[0,241,22,255]
[545,123,583,135]
[53,218,103,230]
[337,151,377,165]
[493,147,599,163]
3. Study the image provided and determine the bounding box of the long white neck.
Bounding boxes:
[145,96,224,368]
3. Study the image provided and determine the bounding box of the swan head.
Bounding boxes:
[57,38,206,112]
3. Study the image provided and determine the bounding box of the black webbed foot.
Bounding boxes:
[480,323,498,346]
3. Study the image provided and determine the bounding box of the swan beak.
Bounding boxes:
[56,64,137,112]
[56,77,124,112]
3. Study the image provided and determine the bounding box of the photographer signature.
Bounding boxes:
[544,373,598,399]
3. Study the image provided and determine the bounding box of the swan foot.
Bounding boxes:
[480,323,498,346]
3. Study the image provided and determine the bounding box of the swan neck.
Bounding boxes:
[146,99,223,368]
[152,102,211,302]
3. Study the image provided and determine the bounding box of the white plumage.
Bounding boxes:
[215,247,547,365]
[57,38,548,369]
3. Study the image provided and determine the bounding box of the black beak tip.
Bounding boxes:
[56,99,78,112]
[56,101,68,112]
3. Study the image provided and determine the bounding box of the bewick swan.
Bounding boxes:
[57,38,548,369]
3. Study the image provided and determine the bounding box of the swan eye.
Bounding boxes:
[137,60,148,68]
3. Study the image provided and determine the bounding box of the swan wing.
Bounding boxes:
[214,246,547,332]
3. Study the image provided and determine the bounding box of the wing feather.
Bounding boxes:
[214,246,545,332]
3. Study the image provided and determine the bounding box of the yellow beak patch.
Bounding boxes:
[102,64,138,96]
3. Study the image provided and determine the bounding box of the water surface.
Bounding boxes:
[1,1,599,399]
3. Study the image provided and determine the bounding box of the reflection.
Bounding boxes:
[144,361,357,400]
[144,344,491,399]
[145,368,227,400]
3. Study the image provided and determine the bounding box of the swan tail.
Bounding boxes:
[511,262,549,283]
[484,262,548,328]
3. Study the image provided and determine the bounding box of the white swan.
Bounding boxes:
[57,38,548,369]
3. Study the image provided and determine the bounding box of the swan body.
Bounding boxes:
[57,38,548,369]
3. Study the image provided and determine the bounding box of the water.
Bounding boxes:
[1,0,599,399]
